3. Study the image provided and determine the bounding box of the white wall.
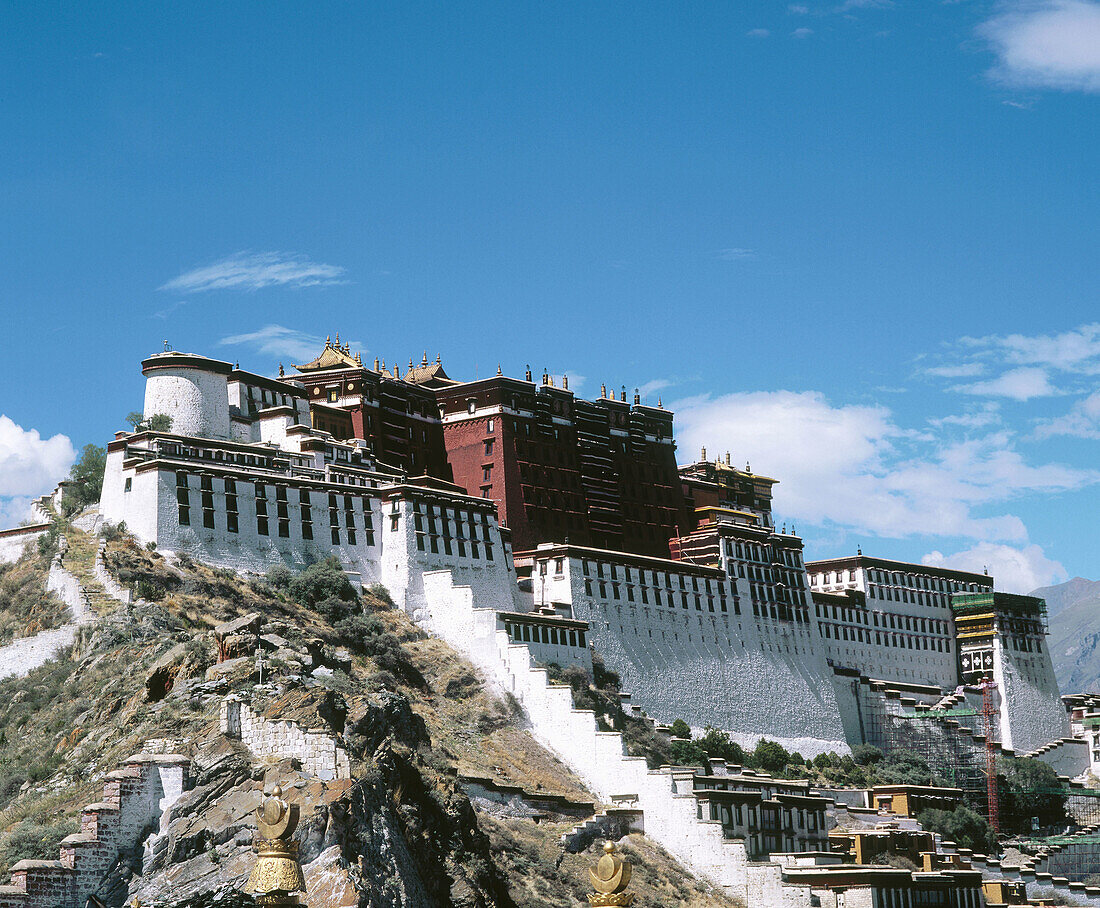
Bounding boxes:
[144,366,231,440]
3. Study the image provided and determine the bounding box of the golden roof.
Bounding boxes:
[293,335,361,372]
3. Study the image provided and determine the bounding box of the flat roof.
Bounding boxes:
[516,543,726,577]
[806,554,993,586]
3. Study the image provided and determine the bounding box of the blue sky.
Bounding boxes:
[1,1,1098,591]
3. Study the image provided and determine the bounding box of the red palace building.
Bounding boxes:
[434,367,689,558]
[290,339,452,480]
[291,339,692,558]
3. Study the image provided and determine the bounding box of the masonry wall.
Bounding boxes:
[220,697,350,780]
[380,497,522,619]
[0,526,47,565]
[995,635,1073,757]
[108,465,386,586]
[541,556,849,755]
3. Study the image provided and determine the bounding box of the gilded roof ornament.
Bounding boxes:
[246,785,306,907]
[588,841,635,906]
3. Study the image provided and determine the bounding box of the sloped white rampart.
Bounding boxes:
[0,552,95,681]
[418,569,753,899]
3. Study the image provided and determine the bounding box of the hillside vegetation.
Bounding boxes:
[0,521,739,908]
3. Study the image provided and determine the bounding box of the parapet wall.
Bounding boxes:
[0,525,49,565]
[0,753,190,908]
[220,696,351,780]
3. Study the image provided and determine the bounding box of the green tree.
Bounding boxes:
[999,757,1067,833]
[916,806,997,854]
[754,738,791,774]
[669,719,692,739]
[669,738,707,767]
[126,412,173,432]
[66,444,106,513]
[697,726,747,765]
[147,413,173,431]
[852,744,884,766]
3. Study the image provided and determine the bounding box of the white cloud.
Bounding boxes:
[718,247,757,261]
[639,378,672,398]
[924,362,986,378]
[928,403,1003,430]
[981,0,1100,92]
[0,496,36,530]
[747,28,771,37]
[789,4,810,12]
[219,325,340,363]
[673,391,1097,544]
[0,416,76,528]
[961,322,1100,373]
[792,27,815,37]
[955,366,1058,400]
[160,252,347,293]
[922,543,1067,594]
[1035,390,1100,438]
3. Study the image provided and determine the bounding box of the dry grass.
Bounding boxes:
[398,634,593,803]
[481,816,744,908]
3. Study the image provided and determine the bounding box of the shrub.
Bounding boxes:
[288,557,356,607]
[916,806,997,854]
[334,613,385,644]
[265,564,293,591]
[101,521,128,543]
[364,582,395,609]
[316,596,360,625]
[852,744,884,765]
[65,444,106,513]
[0,819,79,866]
[669,718,692,739]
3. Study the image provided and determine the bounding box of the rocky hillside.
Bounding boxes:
[0,520,739,908]
[1037,576,1100,696]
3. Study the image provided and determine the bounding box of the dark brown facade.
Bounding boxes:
[434,373,688,557]
[291,341,452,480]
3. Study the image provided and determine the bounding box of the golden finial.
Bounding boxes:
[326,335,331,345]
[422,350,429,366]
[497,363,502,375]
[246,785,306,907]
[335,332,340,346]
[588,841,635,906]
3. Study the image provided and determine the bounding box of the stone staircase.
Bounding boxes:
[0,753,191,908]
[61,532,121,619]
[1021,737,1090,778]
[418,570,755,899]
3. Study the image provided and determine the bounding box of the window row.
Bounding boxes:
[503,621,587,649]
[175,472,376,546]
[820,621,953,653]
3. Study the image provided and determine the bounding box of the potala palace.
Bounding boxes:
[3,338,1094,908]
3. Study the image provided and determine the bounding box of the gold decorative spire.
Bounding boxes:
[246,785,306,907]
[588,842,635,906]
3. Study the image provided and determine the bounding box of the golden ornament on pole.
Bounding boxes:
[246,785,307,908]
[588,841,635,906]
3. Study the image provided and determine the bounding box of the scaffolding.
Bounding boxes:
[981,679,1000,834]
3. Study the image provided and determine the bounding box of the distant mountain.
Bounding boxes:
[1034,577,1100,696]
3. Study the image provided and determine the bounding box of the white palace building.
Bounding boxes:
[81,347,1082,774]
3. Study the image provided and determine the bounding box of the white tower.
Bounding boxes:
[142,351,232,440]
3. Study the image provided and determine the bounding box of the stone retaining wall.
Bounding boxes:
[0,753,190,908]
[220,696,351,780]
